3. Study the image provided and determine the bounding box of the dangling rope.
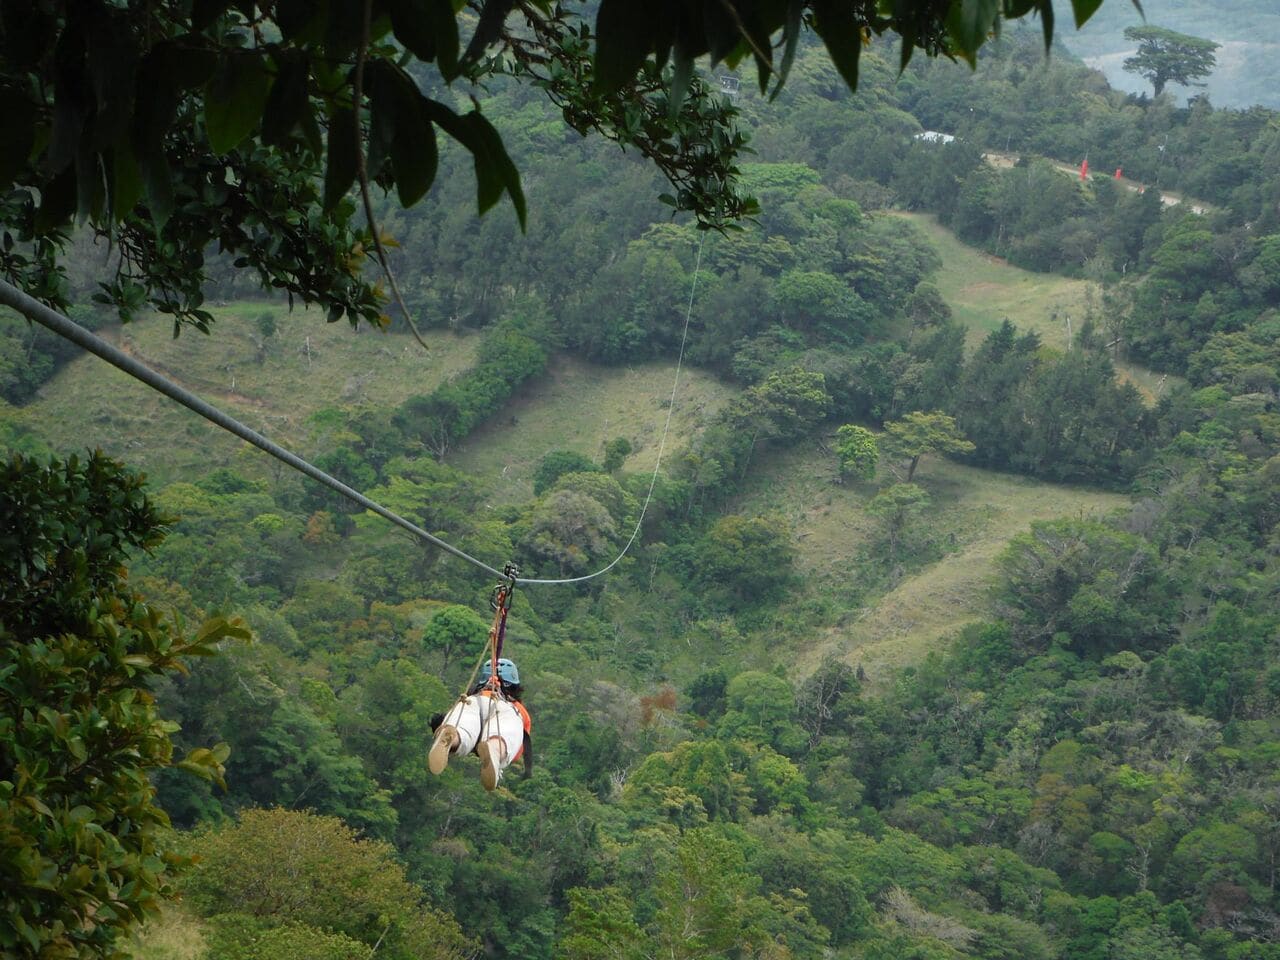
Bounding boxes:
[0,229,709,589]
[449,563,518,772]
[517,231,707,585]
[458,563,518,701]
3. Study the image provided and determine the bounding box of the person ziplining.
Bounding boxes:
[0,234,704,796]
[427,568,533,790]
[428,657,532,790]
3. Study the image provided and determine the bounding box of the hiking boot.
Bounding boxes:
[476,737,502,791]
[428,725,460,775]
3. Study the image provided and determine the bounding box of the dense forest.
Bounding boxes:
[3,4,1280,960]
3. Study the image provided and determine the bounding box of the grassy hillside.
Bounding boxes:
[10,289,1127,686]
[449,355,739,504]
[735,438,1127,681]
[895,211,1093,350]
[12,303,477,484]
[129,908,206,960]
[897,211,1180,402]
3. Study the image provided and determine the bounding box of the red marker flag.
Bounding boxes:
[1080,158,1089,180]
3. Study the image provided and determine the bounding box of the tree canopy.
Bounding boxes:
[1122,25,1220,98]
[0,453,246,958]
[879,410,975,482]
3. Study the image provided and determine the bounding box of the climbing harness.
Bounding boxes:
[459,562,519,700]
[446,562,521,774]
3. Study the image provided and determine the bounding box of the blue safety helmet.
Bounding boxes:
[479,657,520,685]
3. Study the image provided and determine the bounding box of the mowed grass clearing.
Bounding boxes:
[895,211,1090,350]
[13,303,477,484]
[450,354,739,504]
[895,211,1180,402]
[736,438,1127,681]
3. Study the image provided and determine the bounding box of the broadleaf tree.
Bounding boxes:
[1122,25,1220,99]
[879,410,975,482]
[835,423,879,481]
[0,452,248,959]
[0,0,1132,334]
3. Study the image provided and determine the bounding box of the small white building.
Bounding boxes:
[914,130,957,144]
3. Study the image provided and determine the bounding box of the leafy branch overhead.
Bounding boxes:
[0,0,1126,331]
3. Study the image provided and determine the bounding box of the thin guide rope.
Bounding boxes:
[0,231,707,589]
[518,232,706,585]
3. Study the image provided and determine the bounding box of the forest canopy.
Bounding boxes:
[5,2,1280,960]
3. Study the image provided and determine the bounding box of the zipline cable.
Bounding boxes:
[0,278,505,580]
[0,232,706,589]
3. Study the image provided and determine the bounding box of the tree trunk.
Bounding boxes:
[906,454,920,482]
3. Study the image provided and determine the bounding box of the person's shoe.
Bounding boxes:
[476,738,501,791]
[428,725,459,775]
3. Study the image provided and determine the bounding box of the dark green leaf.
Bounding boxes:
[131,49,183,161]
[730,0,775,94]
[811,0,864,90]
[138,142,174,231]
[468,112,524,227]
[1075,0,1105,26]
[84,9,138,146]
[34,167,76,234]
[426,102,524,227]
[0,87,36,187]
[275,0,322,41]
[205,53,272,154]
[946,0,1000,64]
[1039,0,1055,52]
[298,102,324,156]
[262,50,309,147]
[367,62,434,200]
[323,106,358,211]
[366,63,397,180]
[110,143,143,221]
[429,0,461,79]
[702,0,739,64]
[771,0,803,99]
[460,0,516,71]
[668,49,693,119]
[324,0,365,60]
[388,0,437,62]
[192,0,232,30]
[0,0,56,71]
[73,143,103,224]
[594,0,654,94]
[155,41,218,91]
[48,23,87,174]
[48,94,85,176]
[391,89,437,207]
